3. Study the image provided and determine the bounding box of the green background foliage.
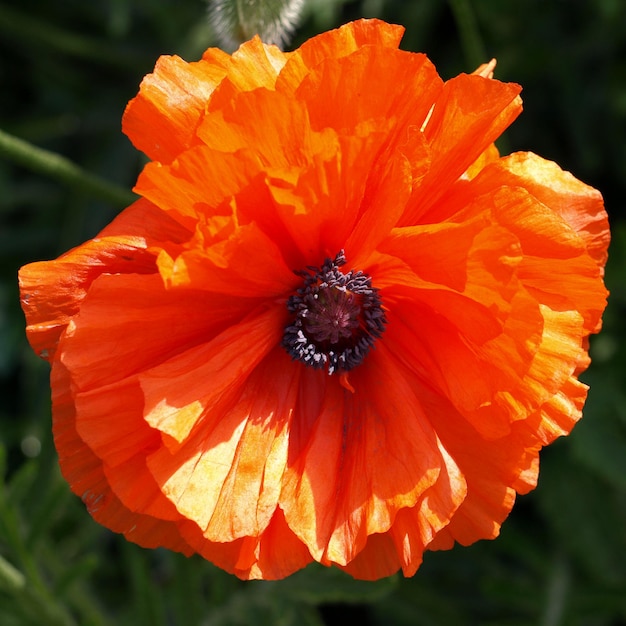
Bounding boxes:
[1,0,625,624]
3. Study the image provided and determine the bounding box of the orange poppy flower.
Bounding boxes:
[19,19,609,580]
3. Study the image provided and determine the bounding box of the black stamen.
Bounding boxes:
[282,251,386,374]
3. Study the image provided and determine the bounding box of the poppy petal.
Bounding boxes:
[405,74,522,223]
[51,359,193,553]
[294,45,442,138]
[18,198,186,360]
[276,18,405,92]
[59,273,249,392]
[123,37,289,163]
[145,348,296,543]
[140,307,285,445]
[179,507,313,580]
[281,345,458,567]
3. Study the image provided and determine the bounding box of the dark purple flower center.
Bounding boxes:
[282,251,386,374]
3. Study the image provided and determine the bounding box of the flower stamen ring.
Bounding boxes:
[282,251,387,374]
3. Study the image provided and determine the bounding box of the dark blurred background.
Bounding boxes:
[1,1,625,624]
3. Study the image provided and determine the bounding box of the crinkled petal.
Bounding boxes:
[59,273,250,392]
[135,146,261,222]
[277,18,405,93]
[51,359,193,553]
[146,348,296,543]
[405,74,522,223]
[18,199,188,360]
[467,153,610,333]
[294,44,442,137]
[123,37,289,163]
[140,307,285,445]
[180,508,313,580]
[123,55,226,164]
[493,152,609,271]
[281,344,459,567]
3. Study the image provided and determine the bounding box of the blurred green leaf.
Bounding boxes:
[0,554,25,593]
[0,4,146,71]
[536,444,626,589]
[205,587,324,626]
[571,374,626,491]
[274,563,398,604]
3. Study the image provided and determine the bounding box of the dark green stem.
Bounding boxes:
[0,128,136,209]
[448,0,488,70]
